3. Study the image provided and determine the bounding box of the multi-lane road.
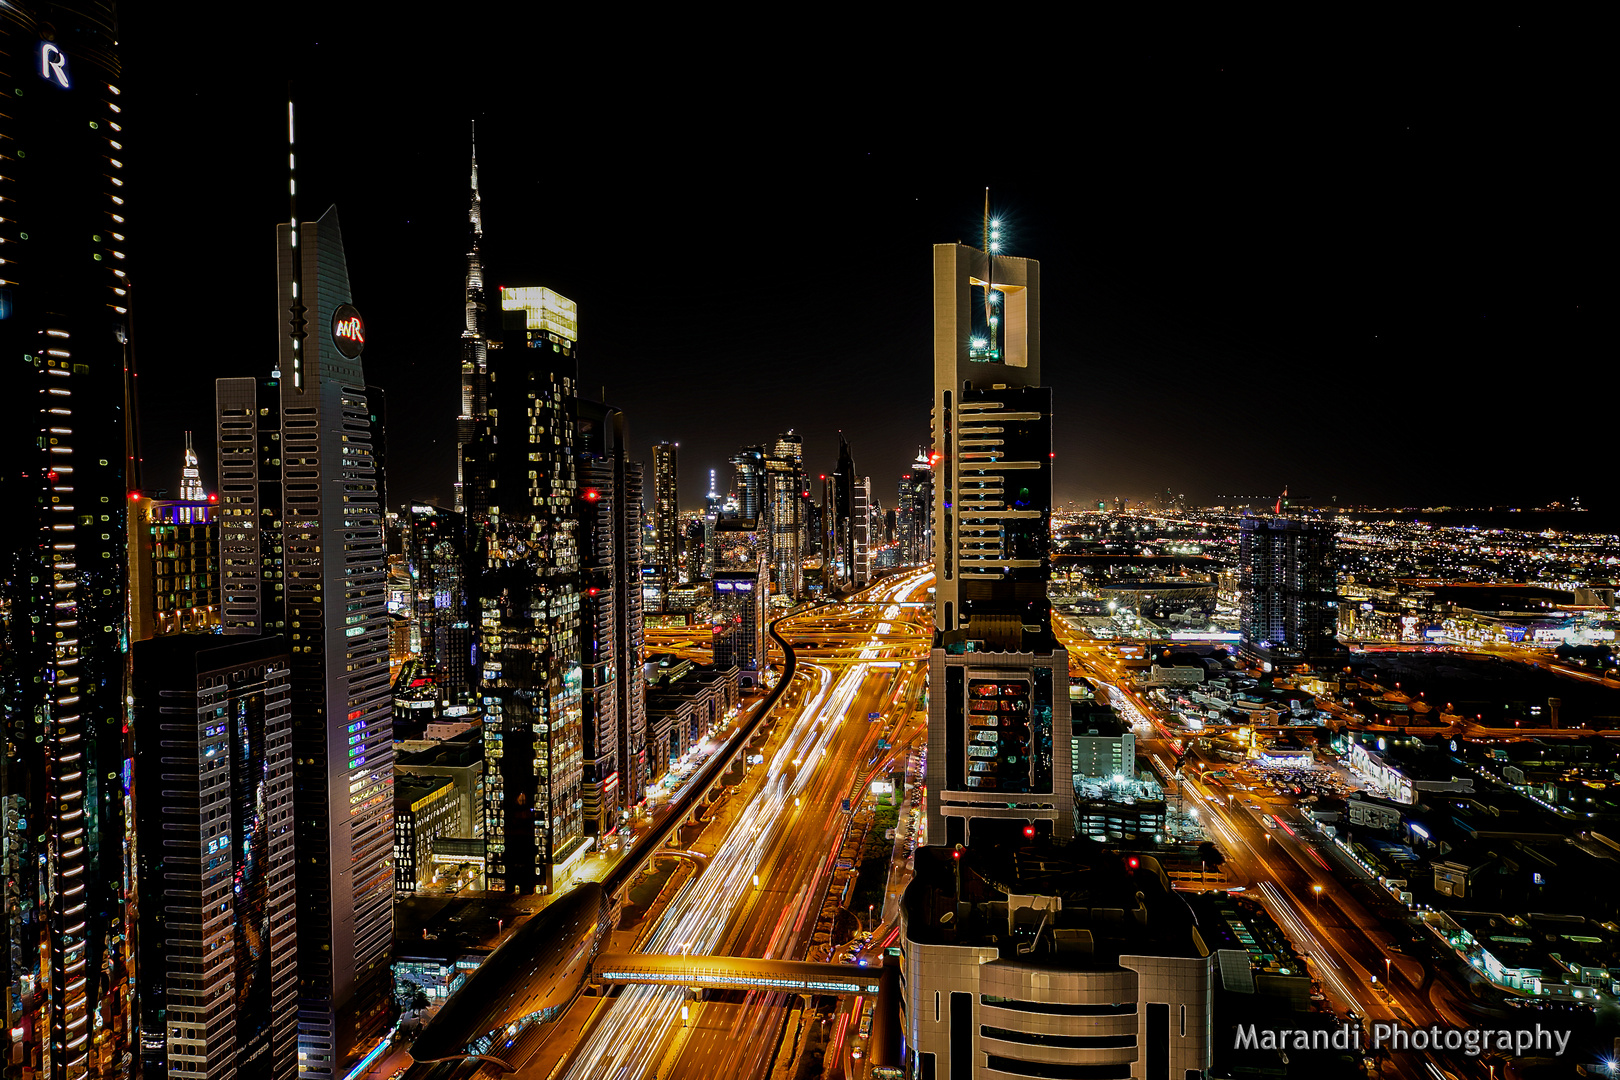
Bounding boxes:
[539,570,935,1080]
[1052,615,1508,1080]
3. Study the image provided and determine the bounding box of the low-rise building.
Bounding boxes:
[899,835,1212,1080]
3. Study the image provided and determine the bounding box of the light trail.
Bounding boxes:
[1257,882,1361,1013]
[560,570,935,1080]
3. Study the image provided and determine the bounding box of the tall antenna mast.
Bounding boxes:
[286,86,308,391]
[983,187,992,335]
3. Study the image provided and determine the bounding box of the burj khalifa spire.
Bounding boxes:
[455,123,489,510]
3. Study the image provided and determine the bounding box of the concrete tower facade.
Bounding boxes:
[925,241,1072,848]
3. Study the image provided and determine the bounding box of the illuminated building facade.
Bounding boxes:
[129,498,220,638]
[133,634,298,1080]
[1237,516,1342,667]
[393,776,460,892]
[730,444,765,521]
[466,286,586,894]
[0,8,140,1075]
[832,436,856,588]
[577,400,648,835]
[683,516,705,583]
[402,505,474,703]
[651,441,678,605]
[454,132,489,512]
[273,205,394,1074]
[764,431,806,597]
[179,430,205,500]
[926,238,1073,847]
[711,519,768,678]
[897,449,935,566]
[852,474,872,588]
[216,375,285,636]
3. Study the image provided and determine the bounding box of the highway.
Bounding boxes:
[1052,615,1501,1080]
[552,569,935,1080]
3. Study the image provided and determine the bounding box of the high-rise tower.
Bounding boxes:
[467,285,585,894]
[925,226,1072,847]
[454,129,489,512]
[179,430,205,500]
[651,441,679,606]
[133,635,298,1080]
[764,431,807,597]
[577,402,648,836]
[0,9,140,1076]
[276,206,394,1073]
[1237,517,1341,666]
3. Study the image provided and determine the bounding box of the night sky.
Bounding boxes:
[120,13,1600,516]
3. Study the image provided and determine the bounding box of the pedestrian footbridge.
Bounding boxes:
[592,953,882,996]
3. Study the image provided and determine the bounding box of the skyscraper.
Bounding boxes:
[898,449,935,567]
[852,474,872,587]
[578,401,648,836]
[133,635,298,1080]
[216,375,286,636]
[0,9,140,1075]
[1237,516,1341,666]
[401,504,474,703]
[925,237,1073,848]
[454,131,489,512]
[729,444,765,521]
[467,285,586,894]
[651,441,679,606]
[832,435,856,589]
[274,203,393,1073]
[179,430,205,500]
[764,430,807,597]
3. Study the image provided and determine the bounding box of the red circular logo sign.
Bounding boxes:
[332,304,365,359]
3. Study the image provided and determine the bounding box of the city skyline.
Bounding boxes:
[7,9,1620,1079]
[118,14,1600,517]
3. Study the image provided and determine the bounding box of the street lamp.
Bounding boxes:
[1313,884,1322,906]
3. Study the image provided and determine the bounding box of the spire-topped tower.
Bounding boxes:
[180,430,205,500]
[455,122,490,510]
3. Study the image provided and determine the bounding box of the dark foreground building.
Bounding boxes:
[1,6,140,1075]
[899,834,1213,1080]
[133,635,298,1079]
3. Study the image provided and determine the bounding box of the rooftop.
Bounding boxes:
[902,827,1207,965]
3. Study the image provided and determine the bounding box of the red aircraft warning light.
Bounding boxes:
[582,488,602,502]
[1023,825,1035,838]
[1126,856,1140,869]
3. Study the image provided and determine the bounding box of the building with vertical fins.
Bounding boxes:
[133,634,298,1080]
[0,7,140,1076]
[577,402,648,835]
[650,441,679,607]
[924,237,1072,848]
[274,203,394,1073]
[466,285,586,894]
[454,129,489,512]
